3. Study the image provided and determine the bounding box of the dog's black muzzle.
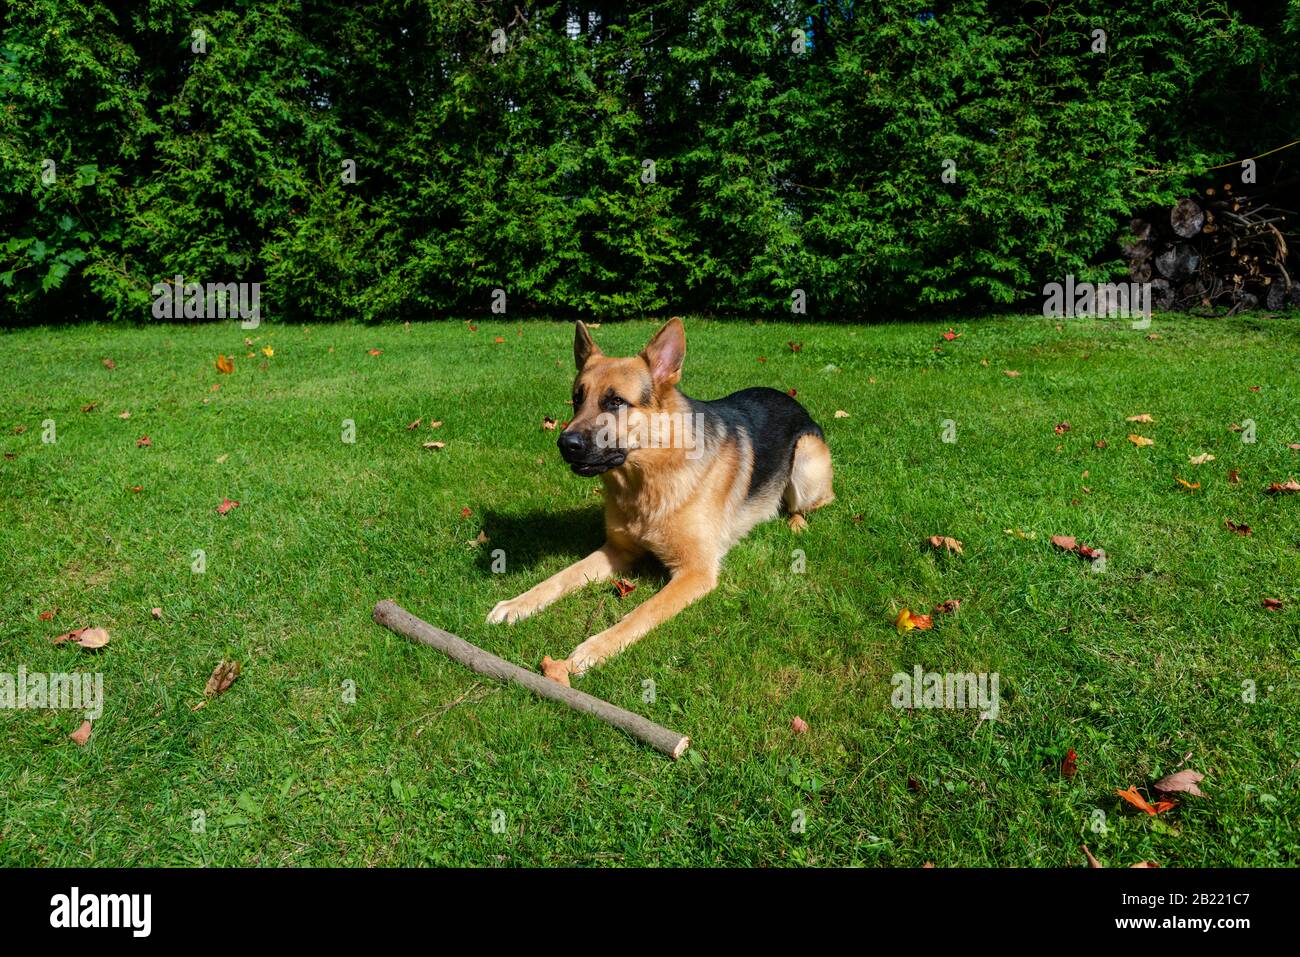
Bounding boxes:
[557,430,626,476]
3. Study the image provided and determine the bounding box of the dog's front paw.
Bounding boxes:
[486,597,532,625]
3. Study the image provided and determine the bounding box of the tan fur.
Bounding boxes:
[487,318,834,677]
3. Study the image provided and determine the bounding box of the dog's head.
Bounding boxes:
[557,317,686,476]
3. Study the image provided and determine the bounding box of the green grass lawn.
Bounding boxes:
[1,314,1298,867]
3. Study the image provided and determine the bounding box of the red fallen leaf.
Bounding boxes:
[558,420,570,430]
[1115,785,1176,816]
[368,348,382,356]
[216,498,239,515]
[787,341,802,352]
[1228,469,1241,484]
[494,336,505,344]
[215,354,234,374]
[129,485,143,493]
[135,436,151,447]
[80,402,98,413]
[406,418,422,430]
[941,328,960,341]
[787,388,797,397]
[1082,845,1103,868]
[38,609,56,621]
[69,720,93,747]
[1078,544,1104,561]
[102,358,116,370]
[791,716,809,734]
[1153,769,1207,798]
[1054,422,1071,436]
[1262,597,1283,610]
[460,506,472,518]
[933,599,961,614]
[468,324,478,332]
[613,578,636,598]
[1051,535,1077,552]
[1062,748,1078,779]
[542,416,557,431]
[1224,519,1251,536]
[1250,385,1261,392]
[1265,479,1300,494]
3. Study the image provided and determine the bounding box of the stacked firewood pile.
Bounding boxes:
[1123,189,1299,314]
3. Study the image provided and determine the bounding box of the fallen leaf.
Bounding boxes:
[791,716,810,734]
[430,420,443,429]
[423,441,446,450]
[1128,434,1154,447]
[118,410,130,419]
[1224,520,1251,536]
[1262,597,1283,610]
[1095,440,1107,449]
[136,435,151,448]
[216,453,229,464]
[460,506,472,518]
[1082,845,1103,868]
[215,354,234,374]
[53,626,109,649]
[474,531,489,545]
[933,599,961,614]
[101,358,116,370]
[1289,444,1300,451]
[204,660,241,696]
[1228,423,1243,432]
[1153,769,1207,798]
[1130,861,1161,868]
[1228,469,1240,484]
[1078,544,1104,561]
[540,655,571,687]
[1005,528,1036,539]
[1265,479,1300,494]
[1175,478,1200,489]
[1054,421,1071,435]
[80,402,98,413]
[787,341,802,352]
[1115,785,1176,816]
[129,485,142,493]
[39,609,56,621]
[833,410,849,419]
[1051,535,1077,552]
[261,345,274,357]
[1126,413,1155,423]
[368,348,383,356]
[926,535,964,555]
[1250,385,1261,392]
[1188,452,1215,465]
[69,720,93,746]
[786,388,797,397]
[942,328,960,341]
[1062,748,1078,779]
[216,498,239,515]
[406,418,422,430]
[894,608,933,633]
[542,416,558,430]
[613,578,636,598]
[1003,370,1020,378]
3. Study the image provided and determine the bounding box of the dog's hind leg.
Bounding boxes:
[783,434,835,532]
[487,542,639,625]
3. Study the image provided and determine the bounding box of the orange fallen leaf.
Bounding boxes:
[38,609,56,621]
[1228,469,1240,484]
[1003,370,1020,378]
[787,341,802,352]
[1128,434,1154,447]
[102,358,116,370]
[1115,785,1176,816]
[540,655,571,687]
[786,388,797,397]
[613,578,636,598]
[1175,477,1200,489]
[80,402,98,413]
[1126,413,1155,423]
[215,354,234,374]
[136,435,151,447]
[69,720,93,747]
[1054,421,1071,435]
[216,498,239,515]
[791,716,810,734]
[926,535,964,555]
[894,608,933,633]
[460,506,472,518]
[1051,535,1077,552]
[494,336,505,344]
[406,418,422,430]
[542,416,557,430]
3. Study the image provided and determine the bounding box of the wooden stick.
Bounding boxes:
[373,600,690,760]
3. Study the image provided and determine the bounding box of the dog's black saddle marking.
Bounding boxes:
[687,387,824,498]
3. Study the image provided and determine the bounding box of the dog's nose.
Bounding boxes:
[557,431,585,457]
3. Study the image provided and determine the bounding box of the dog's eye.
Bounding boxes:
[609,395,625,408]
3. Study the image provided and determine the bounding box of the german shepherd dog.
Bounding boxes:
[487,317,834,685]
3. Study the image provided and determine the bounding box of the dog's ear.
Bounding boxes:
[574,321,602,370]
[641,316,686,387]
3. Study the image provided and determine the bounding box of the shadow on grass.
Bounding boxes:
[476,506,672,585]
